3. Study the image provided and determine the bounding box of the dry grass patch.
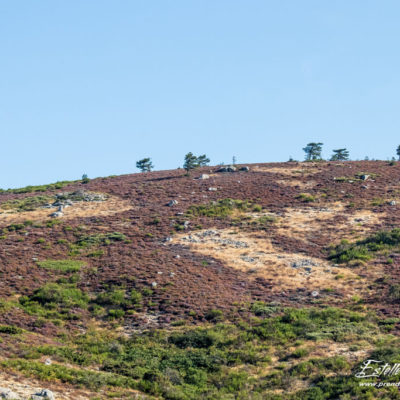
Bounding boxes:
[172,229,362,296]
[253,164,322,177]
[276,179,317,189]
[0,196,132,226]
[276,204,382,242]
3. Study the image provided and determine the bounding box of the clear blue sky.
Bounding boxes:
[1,1,400,188]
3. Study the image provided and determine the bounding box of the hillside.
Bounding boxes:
[2,161,400,399]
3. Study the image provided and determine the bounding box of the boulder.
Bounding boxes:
[389,200,397,206]
[167,200,178,207]
[216,165,237,173]
[30,389,55,400]
[0,388,21,400]
[360,174,370,181]
[50,211,63,218]
[208,187,217,191]
[198,174,210,180]
[239,166,250,172]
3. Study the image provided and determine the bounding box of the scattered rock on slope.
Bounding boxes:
[0,388,21,400]
[30,389,55,400]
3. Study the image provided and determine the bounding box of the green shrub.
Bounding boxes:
[76,232,128,247]
[205,309,224,322]
[187,198,261,219]
[95,290,126,306]
[169,330,216,349]
[37,259,85,273]
[0,325,23,334]
[29,283,89,309]
[295,193,316,202]
[329,228,400,263]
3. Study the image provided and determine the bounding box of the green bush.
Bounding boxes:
[205,309,224,322]
[30,283,89,309]
[169,330,216,349]
[0,325,22,334]
[329,228,400,263]
[37,259,85,273]
[295,193,316,202]
[0,195,53,212]
[186,198,261,219]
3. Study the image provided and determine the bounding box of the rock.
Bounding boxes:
[183,221,190,229]
[360,174,370,181]
[30,389,55,400]
[291,259,319,269]
[151,282,157,288]
[32,257,38,262]
[169,272,175,277]
[163,237,173,242]
[49,211,63,218]
[175,255,180,259]
[216,165,237,173]
[311,291,319,297]
[167,200,178,207]
[208,187,217,191]
[198,174,210,180]
[0,388,21,400]
[44,358,52,365]
[239,166,250,172]
[241,255,256,263]
[157,271,163,275]
[389,200,397,206]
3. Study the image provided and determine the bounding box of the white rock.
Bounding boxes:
[199,174,210,180]
[30,389,55,400]
[0,388,21,400]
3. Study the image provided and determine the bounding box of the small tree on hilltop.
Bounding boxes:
[303,142,323,161]
[197,154,210,167]
[330,148,349,161]
[136,158,153,172]
[183,152,210,174]
[82,174,90,184]
[396,145,400,161]
[183,152,198,173]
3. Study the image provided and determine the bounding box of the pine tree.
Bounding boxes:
[330,148,349,161]
[183,153,210,173]
[303,142,323,161]
[136,158,153,172]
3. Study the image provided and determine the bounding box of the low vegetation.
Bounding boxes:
[36,259,86,273]
[0,195,53,212]
[329,228,400,263]
[186,198,262,219]
[0,180,76,194]
[2,305,399,399]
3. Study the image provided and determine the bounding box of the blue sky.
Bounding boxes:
[1,1,400,188]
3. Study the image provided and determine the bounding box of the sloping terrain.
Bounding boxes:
[2,161,400,399]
